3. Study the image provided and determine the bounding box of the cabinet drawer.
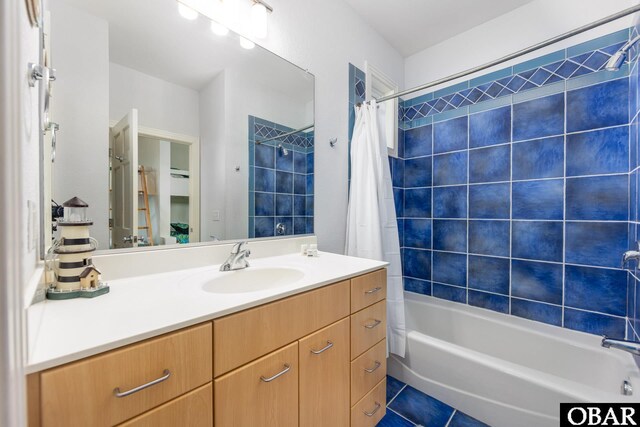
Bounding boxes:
[214,280,350,376]
[299,318,350,427]
[350,378,386,427]
[351,338,386,405]
[350,269,386,313]
[351,300,386,359]
[215,342,298,427]
[118,383,212,427]
[40,323,212,427]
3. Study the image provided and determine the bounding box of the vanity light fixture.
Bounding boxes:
[240,36,256,49]
[251,0,271,39]
[211,20,230,36]
[178,2,198,20]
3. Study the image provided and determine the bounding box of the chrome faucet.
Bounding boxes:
[622,242,640,269]
[601,336,640,356]
[219,241,251,271]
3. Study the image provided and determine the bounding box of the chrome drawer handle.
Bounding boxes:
[364,361,381,373]
[113,369,171,398]
[364,319,382,329]
[260,364,291,382]
[310,341,334,355]
[364,402,382,417]
[364,287,382,294]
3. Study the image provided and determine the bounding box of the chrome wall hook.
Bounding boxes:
[329,138,337,148]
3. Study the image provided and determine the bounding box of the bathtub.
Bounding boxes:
[388,292,640,427]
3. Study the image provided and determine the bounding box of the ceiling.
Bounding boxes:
[343,0,537,57]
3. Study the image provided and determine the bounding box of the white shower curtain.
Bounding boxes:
[346,100,406,357]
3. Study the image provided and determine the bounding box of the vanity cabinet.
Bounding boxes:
[28,268,387,427]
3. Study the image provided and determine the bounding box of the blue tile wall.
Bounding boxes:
[248,116,313,238]
[394,29,635,339]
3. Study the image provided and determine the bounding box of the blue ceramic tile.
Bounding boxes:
[404,219,432,249]
[567,78,629,133]
[404,249,431,281]
[306,217,314,234]
[404,278,431,296]
[305,196,314,216]
[468,290,509,314]
[565,265,627,316]
[294,217,306,234]
[512,179,564,220]
[468,255,510,294]
[404,157,432,187]
[566,126,629,176]
[513,93,564,141]
[392,157,404,188]
[255,167,275,192]
[433,283,467,303]
[275,194,292,216]
[469,145,511,183]
[254,216,274,237]
[393,188,404,218]
[398,128,406,158]
[433,152,468,186]
[511,298,562,326]
[468,220,510,257]
[512,221,563,262]
[404,188,431,218]
[434,116,468,154]
[255,192,274,216]
[433,186,467,218]
[294,195,305,216]
[275,216,293,235]
[255,144,275,168]
[512,136,564,180]
[565,222,628,268]
[469,106,511,148]
[276,150,294,172]
[397,219,404,247]
[306,174,314,194]
[294,174,306,195]
[433,220,467,252]
[404,125,432,158]
[449,411,490,427]
[511,259,563,304]
[564,308,626,339]
[378,411,414,427]
[293,151,306,173]
[566,175,629,221]
[433,251,467,287]
[389,386,454,427]
[276,171,293,194]
[387,376,406,403]
[468,183,510,219]
[307,152,314,174]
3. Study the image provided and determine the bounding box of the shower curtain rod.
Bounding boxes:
[255,124,314,144]
[362,4,640,106]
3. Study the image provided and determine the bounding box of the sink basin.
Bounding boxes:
[201,267,305,294]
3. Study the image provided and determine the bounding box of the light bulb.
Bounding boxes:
[210,20,229,36]
[251,2,268,39]
[178,3,198,20]
[239,37,255,50]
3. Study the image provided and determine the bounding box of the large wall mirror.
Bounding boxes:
[41,0,314,253]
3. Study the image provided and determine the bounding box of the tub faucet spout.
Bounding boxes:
[601,336,640,356]
[622,242,640,269]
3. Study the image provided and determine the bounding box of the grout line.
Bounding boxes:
[444,410,457,427]
[387,383,407,407]
[386,407,417,426]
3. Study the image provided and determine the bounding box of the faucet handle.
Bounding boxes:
[231,241,247,254]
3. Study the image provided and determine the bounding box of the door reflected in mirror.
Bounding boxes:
[43,0,314,252]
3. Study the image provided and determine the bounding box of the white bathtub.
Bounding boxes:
[388,292,640,427]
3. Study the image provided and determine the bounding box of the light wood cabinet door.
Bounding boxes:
[351,338,386,405]
[351,269,387,313]
[214,280,350,376]
[299,318,350,427]
[40,323,212,427]
[118,383,212,427]
[351,378,386,427]
[215,342,299,427]
[351,300,387,359]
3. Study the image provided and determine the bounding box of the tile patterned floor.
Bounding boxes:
[379,376,490,427]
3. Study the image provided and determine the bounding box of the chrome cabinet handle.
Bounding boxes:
[364,287,382,294]
[364,361,382,373]
[363,402,382,417]
[113,369,171,398]
[260,364,291,382]
[364,319,382,329]
[310,341,334,355]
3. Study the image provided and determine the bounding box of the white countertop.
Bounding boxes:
[27,251,387,373]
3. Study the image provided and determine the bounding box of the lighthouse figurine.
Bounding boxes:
[46,197,109,300]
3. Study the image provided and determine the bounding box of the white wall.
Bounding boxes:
[110,63,200,137]
[50,0,110,248]
[404,0,638,97]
